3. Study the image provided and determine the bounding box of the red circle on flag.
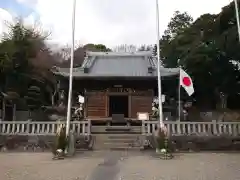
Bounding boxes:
[182,77,191,86]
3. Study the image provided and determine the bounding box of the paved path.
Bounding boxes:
[0,151,240,180]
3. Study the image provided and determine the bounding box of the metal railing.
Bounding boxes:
[0,120,91,136]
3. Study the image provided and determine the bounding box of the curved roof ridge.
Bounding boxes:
[148,56,157,68]
[81,56,96,68]
[87,51,152,57]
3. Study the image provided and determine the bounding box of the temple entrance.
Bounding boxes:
[109,95,129,117]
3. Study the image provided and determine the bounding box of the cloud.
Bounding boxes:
[34,0,232,47]
[1,0,232,47]
[0,8,39,40]
[0,8,13,39]
[16,0,38,8]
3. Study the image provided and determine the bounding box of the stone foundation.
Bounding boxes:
[0,135,93,152]
[144,135,240,152]
[1,134,240,152]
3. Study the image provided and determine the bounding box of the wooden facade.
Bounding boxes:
[85,87,153,119]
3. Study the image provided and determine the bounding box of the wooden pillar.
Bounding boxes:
[84,94,88,118]
[2,100,5,121]
[128,94,132,118]
[106,93,109,117]
[13,103,16,121]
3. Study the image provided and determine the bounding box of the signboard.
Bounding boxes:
[137,112,149,121]
[78,95,85,103]
[162,95,165,103]
[86,88,152,94]
[153,95,166,104]
[107,88,134,93]
[86,88,134,93]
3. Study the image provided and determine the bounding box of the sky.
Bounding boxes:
[0,0,233,48]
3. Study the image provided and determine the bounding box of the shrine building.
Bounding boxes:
[52,51,179,123]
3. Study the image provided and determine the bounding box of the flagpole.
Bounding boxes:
[177,59,181,121]
[66,0,76,137]
[155,0,164,127]
[178,68,181,121]
[234,0,240,42]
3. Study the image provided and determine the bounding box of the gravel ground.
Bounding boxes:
[0,152,102,180]
[118,152,240,180]
[0,151,240,180]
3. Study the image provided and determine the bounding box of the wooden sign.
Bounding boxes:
[86,88,152,95]
[107,88,135,93]
[137,112,149,120]
[87,88,135,93]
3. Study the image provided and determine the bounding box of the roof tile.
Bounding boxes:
[52,51,179,78]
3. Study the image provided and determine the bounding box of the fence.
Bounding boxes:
[0,120,91,136]
[1,120,240,137]
[142,121,240,136]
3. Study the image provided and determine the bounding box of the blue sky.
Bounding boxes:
[0,0,33,17]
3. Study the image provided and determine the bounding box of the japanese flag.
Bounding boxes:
[180,68,194,96]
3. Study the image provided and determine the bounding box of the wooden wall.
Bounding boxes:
[130,95,153,118]
[85,89,153,119]
[86,92,107,118]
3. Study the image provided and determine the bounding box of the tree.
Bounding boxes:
[160,11,193,68]
[138,45,152,51]
[54,43,112,68]
[91,44,111,52]
[160,5,240,109]
[152,44,157,57]
[182,38,240,108]
[165,11,193,39]
[0,19,55,112]
[216,1,240,61]
[182,5,240,109]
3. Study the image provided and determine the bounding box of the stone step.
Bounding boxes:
[95,136,140,144]
[94,146,141,150]
[94,142,141,150]
[91,126,141,134]
[95,134,141,138]
[93,134,142,150]
[109,147,141,150]
[103,142,135,146]
[105,139,138,144]
[108,134,140,139]
[105,139,136,143]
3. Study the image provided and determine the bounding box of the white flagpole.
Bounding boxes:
[178,68,181,121]
[66,0,76,137]
[177,59,181,121]
[155,0,164,127]
[234,0,240,42]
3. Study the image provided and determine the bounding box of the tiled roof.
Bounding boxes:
[52,51,179,78]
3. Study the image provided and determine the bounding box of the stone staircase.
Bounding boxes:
[92,125,143,150]
[91,125,141,134]
[94,134,143,150]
